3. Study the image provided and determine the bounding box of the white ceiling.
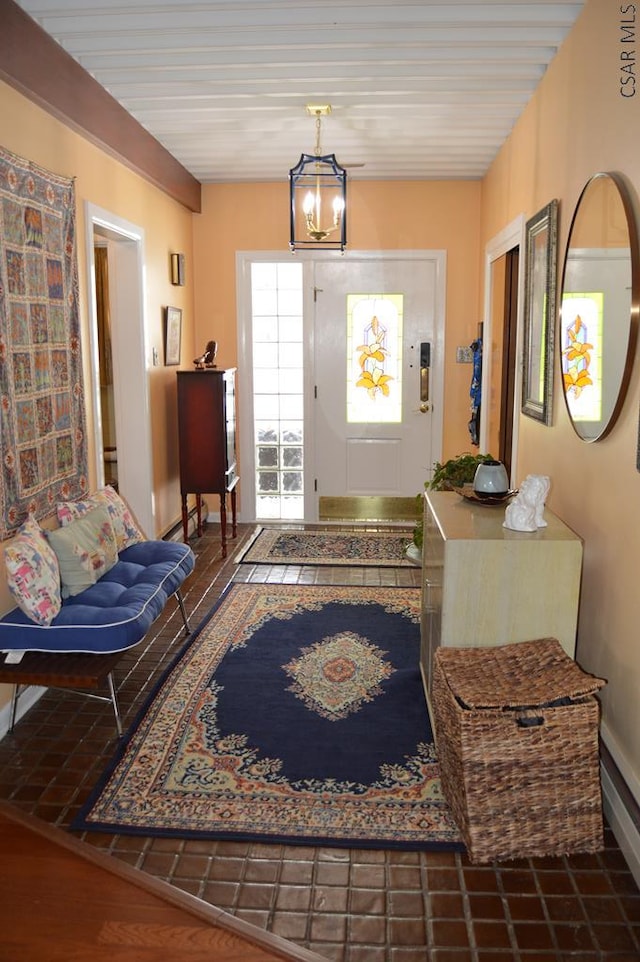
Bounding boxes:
[15,0,585,184]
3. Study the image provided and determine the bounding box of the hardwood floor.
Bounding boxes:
[0,801,323,962]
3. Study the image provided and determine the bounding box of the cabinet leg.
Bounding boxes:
[196,494,203,537]
[231,486,237,539]
[181,495,189,544]
[220,492,227,557]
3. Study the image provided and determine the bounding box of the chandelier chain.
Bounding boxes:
[314,114,323,156]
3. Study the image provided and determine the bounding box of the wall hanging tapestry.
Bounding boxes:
[74,582,462,851]
[0,146,88,539]
[237,526,415,567]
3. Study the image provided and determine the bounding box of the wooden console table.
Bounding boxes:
[420,490,583,697]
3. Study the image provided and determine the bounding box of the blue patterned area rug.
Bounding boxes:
[237,527,415,567]
[74,583,461,850]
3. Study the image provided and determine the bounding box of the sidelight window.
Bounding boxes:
[251,262,304,519]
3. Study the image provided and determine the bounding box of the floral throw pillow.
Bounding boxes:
[56,486,145,552]
[47,504,119,598]
[4,516,62,626]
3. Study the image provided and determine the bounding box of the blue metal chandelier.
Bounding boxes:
[289,105,347,253]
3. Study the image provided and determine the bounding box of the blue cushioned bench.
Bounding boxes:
[0,540,195,734]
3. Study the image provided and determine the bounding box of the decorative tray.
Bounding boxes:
[459,484,518,506]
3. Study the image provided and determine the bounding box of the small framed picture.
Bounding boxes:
[170,252,185,286]
[164,306,182,366]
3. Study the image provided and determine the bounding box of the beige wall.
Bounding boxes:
[481,0,640,792]
[193,180,482,462]
[0,81,196,613]
[0,81,197,538]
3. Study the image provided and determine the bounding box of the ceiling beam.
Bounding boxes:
[0,0,201,212]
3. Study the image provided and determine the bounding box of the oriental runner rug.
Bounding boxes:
[74,583,461,850]
[237,527,415,567]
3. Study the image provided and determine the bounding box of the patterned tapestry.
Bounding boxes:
[0,146,88,540]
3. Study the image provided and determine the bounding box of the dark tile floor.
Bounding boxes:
[0,521,639,962]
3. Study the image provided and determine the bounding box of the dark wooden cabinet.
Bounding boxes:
[177,369,238,554]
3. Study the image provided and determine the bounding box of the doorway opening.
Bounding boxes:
[481,217,526,485]
[93,242,118,490]
[84,203,155,537]
[487,247,519,477]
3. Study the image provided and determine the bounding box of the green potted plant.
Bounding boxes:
[411,452,496,553]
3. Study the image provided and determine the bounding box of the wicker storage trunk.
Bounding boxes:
[432,638,606,864]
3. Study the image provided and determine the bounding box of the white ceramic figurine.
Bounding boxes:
[503,474,550,532]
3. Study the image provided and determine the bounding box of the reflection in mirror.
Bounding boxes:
[560,172,639,441]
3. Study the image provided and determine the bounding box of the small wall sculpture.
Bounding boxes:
[193,340,218,369]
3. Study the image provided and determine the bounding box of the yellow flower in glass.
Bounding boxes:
[356,366,393,398]
[562,314,593,398]
[355,315,393,398]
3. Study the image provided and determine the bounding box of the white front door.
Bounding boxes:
[313,253,445,506]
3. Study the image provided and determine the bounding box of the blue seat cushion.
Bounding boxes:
[0,540,195,655]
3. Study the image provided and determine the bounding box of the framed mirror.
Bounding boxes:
[522,199,558,424]
[560,172,639,442]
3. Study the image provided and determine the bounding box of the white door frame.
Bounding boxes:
[480,216,526,483]
[236,250,445,523]
[84,202,155,536]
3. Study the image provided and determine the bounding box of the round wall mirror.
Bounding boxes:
[560,171,639,441]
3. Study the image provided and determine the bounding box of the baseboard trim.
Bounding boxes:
[600,739,640,888]
[161,500,208,542]
[0,685,45,739]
